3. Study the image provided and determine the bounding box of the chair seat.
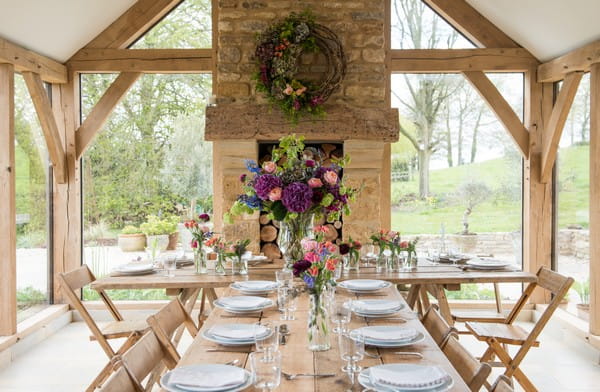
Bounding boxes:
[91,320,149,340]
[452,310,506,322]
[465,322,539,347]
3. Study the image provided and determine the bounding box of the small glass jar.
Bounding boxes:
[232,255,248,275]
[215,252,226,275]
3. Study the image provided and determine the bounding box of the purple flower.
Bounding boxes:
[293,259,311,277]
[339,243,350,255]
[292,100,301,111]
[305,159,315,168]
[199,213,210,222]
[303,274,315,288]
[311,189,324,204]
[282,182,313,213]
[240,174,247,183]
[253,174,282,200]
[310,95,324,107]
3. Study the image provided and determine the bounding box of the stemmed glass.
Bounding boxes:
[339,332,365,381]
[275,270,293,288]
[254,321,279,360]
[277,286,298,321]
[330,298,351,334]
[250,350,281,392]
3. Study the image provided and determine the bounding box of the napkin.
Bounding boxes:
[344,280,385,290]
[360,327,418,341]
[353,300,400,312]
[237,281,276,290]
[170,366,246,389]
[370,366,450,389]
[210,325,267,340]
[220,296,269,309]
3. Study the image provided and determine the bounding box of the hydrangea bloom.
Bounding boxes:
[253,174,282,200]
[282,182,313,212]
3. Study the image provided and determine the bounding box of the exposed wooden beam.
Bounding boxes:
[76,72,142,159]
[0,64,16,335]
[68,49,213,73]
[390,48,538,73]
[22,72,67,183]
[462,71,529,158]
[421,0,520,48]
[82,0,183,50]
[0,36,67,83]
[538,39,600,83]
[540,71,584,183]
[589,63,600,335]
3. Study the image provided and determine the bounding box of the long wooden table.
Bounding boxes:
[166,285,471,391]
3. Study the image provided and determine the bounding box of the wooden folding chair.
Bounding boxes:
[491,375,514,392]
[443,335,492,392]
[98,330,178,392]
[421,305,457,348]
[466,267,573,392]
[58,265,149,391]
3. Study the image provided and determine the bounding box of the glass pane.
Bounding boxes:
[81,74,212,300]
[130,0,212,49]
[391,0,475,49]
[556,73,590,319]
[391,73,523,300]
[14,74,50,321]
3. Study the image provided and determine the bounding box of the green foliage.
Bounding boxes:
[121,225,142,235]
[140,215,179,236]
[445,284,496,300]
[572,279,590,304]
[83,287,170,301]
[17,286,47,308]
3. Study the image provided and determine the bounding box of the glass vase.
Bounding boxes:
[232,255,248,275]
[343,253,360,272]
[307,292,330,351]
[277,212,314,270]
[376,251,386,272]
[215,252,226,275]
[407,250,418,270]
[194,247,207,274]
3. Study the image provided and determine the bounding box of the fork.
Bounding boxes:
[282,372,335,380]
[364,351,423,359]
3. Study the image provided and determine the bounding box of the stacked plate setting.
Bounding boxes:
[350,299,405,318]
[213,295,274,314]
[350,325,425,347]
[161,363,253,392]
[111,263,155,276]
[465,258,512,270]
[358,364,453,392]
[230,280,278,295]
[338,279,392,293]
[202,323,270,346]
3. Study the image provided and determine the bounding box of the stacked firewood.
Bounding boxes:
[257,142,344,259]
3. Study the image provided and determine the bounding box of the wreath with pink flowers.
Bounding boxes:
[254,11,346,123]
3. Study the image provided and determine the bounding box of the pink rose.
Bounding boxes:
[295,86,306,95]
[283,84,293,95]
[323,170,338,185]
[305,252,320,263]
[263,161,277,173]
[308,178,323,188]
[325,241,337,253]
[268,187,282,201]
[191,240,198,249]
[301,239,318,251]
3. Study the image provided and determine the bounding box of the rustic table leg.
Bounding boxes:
[429,284,453,325]
[407,284,421,310]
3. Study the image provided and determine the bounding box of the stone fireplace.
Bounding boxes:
[206,0,399,252]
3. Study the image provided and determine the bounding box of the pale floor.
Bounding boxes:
[0,320,598,391]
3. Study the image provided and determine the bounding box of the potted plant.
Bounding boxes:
[573,279,590,321]
[117,225,146,252]
[140,215,179,251]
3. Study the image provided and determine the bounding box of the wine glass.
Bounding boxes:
[254,321,279,358]
[163,254,177,277]
[275,270,293,288]
[330,298,351,334]
[339,332,365,374]
[250,350,281,392]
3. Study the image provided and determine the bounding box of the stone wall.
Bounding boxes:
[557,229,590,259]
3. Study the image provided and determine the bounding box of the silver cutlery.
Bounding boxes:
[205,348,252,353]
[224,359,240,366]
[282,372,336,380]
[279,323,289,345]
[364,351,423,359]
[365,317,407,323]
[220,314,262,318]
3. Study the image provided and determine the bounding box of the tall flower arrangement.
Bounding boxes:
[292,226,340,294]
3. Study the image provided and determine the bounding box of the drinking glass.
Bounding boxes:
[250,351,281,392]
[330,298,351,334]
[399,250,409,271]
[275,270,293,288]
[338,332,365,374]
[427,248,439,265]
[163,254,177,277]
[333,261,343,281]
[277,287,297,321]
[254,321,279,357]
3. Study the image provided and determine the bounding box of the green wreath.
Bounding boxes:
[254,11,347,123]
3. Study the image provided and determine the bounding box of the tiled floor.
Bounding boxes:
[0,320,598,391]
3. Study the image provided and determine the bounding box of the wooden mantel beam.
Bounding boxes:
[22,72,67,183]
[76,72,142,159]
[462,71,529,158]
[390,48,539,73]
[0,36,67,83]
[68,49,213,73]
[538,39,600,83]
[540,71,584,183]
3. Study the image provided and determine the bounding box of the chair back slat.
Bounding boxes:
[122,331,169,379]
[491,375,514,392]
[537,267,572,294]
[98,366,140,392]
[443,336,491,392]
[61,265,94,290]
[422,305,455,348]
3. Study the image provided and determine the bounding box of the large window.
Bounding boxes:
[14,74,51,320]
[555,73,590,318]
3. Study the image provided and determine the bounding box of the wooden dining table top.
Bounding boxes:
[163,285,471,392]
[90,261,536,291]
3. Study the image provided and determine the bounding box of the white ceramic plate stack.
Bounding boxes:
[111,263,155,276]
[358,364,453,392]
[213,295,274,314]
[350,325,425,347]
[230,280,278,295]
[202,323,270,346]
[465,258,512,270]
[161,364,253,392]
[338,279,392,293]
[350,299,406,318]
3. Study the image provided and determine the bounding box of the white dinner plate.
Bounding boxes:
[114,263,154,273]
[358,364,453,392]
[351,326,425,347]
[161,364,252,392]
[350,299,405,315]
[213,296,274,314]
[230,281,278,294]
[466,258,512,269]
[338,279,391,292]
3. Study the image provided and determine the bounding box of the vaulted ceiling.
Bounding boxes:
[0,0,598,63]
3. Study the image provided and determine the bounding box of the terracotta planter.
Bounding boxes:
[117,233,146,252]
[167,232,179,250]
[576,303,589,321]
